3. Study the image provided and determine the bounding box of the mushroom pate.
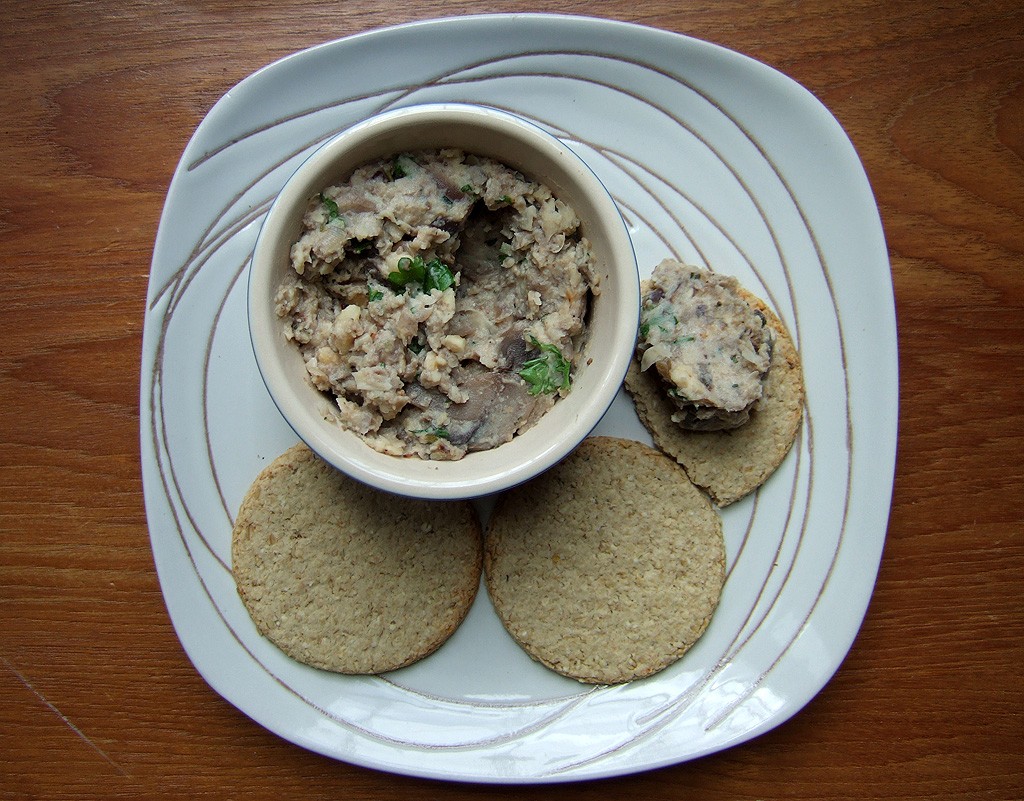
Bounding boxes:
[274,149,597,460]
[636,259,774,431]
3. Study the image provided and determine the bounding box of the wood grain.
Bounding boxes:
[2,1,1022,798]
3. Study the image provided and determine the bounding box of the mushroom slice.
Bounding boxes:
[448,370,538,451]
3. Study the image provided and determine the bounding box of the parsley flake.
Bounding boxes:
[518,336,571,396]
[413,426,450,441]
[319,193,341,223]
[388,255,455,294]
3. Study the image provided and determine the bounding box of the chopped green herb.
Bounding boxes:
[519,336,571,396]
[460,183,474,193]
[499,194,513,204]
[675,335,695,344]
[368,288,384,302]
[424,258,455,292]
[389,255,425,288]
[388,255,454,294]
[639,310,678,340]
[350,239,372,254]
[413,426,450,441]
[388,154,416,180]
[320,193,341,222]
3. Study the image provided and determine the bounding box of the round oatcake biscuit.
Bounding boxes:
[625,289,804,506]
[484,436,725,685]
[232,443,482,674]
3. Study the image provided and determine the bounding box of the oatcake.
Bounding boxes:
[484,436,726,685]
[231,443,482,674]
[626,277,803,506]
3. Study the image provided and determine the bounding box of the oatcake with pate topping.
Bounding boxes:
[626,260,804,506]
[484,436,725,685]
[231,444,481,674]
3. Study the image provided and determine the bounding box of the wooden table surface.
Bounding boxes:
[2,1,1022,798]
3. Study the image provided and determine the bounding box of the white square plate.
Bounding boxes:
[140,13,897,783]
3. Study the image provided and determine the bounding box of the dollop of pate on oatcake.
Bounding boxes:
[636,259,774,431]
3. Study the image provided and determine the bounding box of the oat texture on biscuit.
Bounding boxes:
[232,443,482,674]
[626,288,804,506]
[484,436,725,685]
